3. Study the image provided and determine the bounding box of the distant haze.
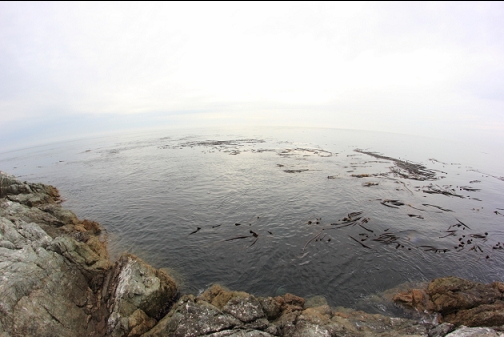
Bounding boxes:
[1,2,503,151]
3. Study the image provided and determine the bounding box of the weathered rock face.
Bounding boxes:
[0,171,177,337]
[394,276,504,328]
[0,175,108,336]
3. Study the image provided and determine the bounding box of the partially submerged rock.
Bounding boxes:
[394,276,504,328]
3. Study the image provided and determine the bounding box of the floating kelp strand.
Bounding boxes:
[420,246,449,253]
[439,230,457,238]
[283,169,309,174]
[422,184,465,198]
[351,174,372,178]
[455,218,471,230]
[189,227,201,235]
[359,223,374,232]
[224,235,253,242]
[380,199,405,208]
[344,211,362,221]
[460,186,481,191]
[422,204,453,212]
[470,233,488,239]
[408,204,427,211]
[248,237,259,248]
[469,244,484,253]
[372,233,400,244]
[302,230,324,253]
[349,235,371,249]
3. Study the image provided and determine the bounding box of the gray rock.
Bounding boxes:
[429,323,455,337]
[142,297,242,337]
[290,321,331,337]
[445,326,504,337]
[0,205,100,336]
[223,295,265,323]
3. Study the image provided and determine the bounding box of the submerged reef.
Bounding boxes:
[1,171,503,337]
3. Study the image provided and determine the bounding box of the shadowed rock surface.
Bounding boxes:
[1,171,503,337]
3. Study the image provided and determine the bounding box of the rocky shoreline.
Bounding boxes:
[1,171,503,337]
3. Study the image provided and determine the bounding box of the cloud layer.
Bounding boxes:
[1,2,503,150]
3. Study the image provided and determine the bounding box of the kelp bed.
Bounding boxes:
[173,142,503,262]
[354,149,438,181]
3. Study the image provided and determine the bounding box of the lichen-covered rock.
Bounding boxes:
[223,294,265,323]
[142,296,242,337]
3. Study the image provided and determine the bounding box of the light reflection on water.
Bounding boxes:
[1,127,504,315]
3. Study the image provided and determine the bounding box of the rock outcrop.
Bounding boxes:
[394,276,504,329]
[1,170,504,337]
[0,171,177,337]
[142,284,429,337]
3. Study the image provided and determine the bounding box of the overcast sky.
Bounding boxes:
[1,2,503,151]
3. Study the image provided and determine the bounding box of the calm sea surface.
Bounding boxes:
[1,127,503,315]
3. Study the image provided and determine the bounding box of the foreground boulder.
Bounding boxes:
[105,254,178,336]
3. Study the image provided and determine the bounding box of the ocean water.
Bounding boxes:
[1,127,504,314]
